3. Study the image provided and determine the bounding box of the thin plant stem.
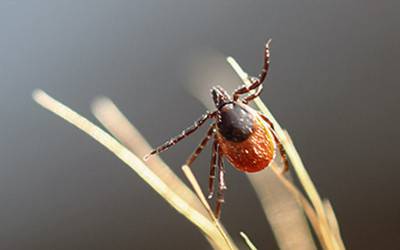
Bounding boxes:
[182,165,235,250]
[33,89,237,250]
[227,57,344,250]
[91,97,208,215]
[227,56,327,220]
[323,200,346,250]
[91,97,236,249]
[247,163,317,250]
[269,165,328,249]
[240,232,258,250]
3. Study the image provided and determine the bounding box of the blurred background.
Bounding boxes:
[1,1,399,249]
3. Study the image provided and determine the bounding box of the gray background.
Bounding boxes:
[1,1,399,249]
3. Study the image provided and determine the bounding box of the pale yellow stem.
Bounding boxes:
[182,165,236,250]
[91,97,207,215]
[240,232,258,250]
[33,89,237,250]
[247,163,317,250]
[227,57,344,250]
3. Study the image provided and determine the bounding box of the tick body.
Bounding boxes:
[145,40,288,218]
[216,102,275,173]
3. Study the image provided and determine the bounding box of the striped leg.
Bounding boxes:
[145,111,215,160]
[233,39,271,101]
[273,134,289,173]
[215,152,227,219]
[259,113,289,173]
[208,138,218,199]
[186,124,215,166]
[242,84,263,104]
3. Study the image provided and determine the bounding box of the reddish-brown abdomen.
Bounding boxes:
[217,118,276,172]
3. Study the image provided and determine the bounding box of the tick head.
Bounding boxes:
[211,86,231,109]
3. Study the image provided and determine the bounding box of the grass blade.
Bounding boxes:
[227,57,345,250]
[240,232,258,250]
[33,89,237,250]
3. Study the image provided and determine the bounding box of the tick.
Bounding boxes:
[145,40,288,218]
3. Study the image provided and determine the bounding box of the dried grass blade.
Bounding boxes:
[91,97,207,215]
[247,163,317,250]
[182,165,237,250]
[227,57,345,249]
[227,56,327,221]
[32,89,236,250]
[240,232,258,250]
[324,200,346,250]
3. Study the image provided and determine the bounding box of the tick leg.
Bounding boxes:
[274,135,289,174]
[145,111,216,160]
[258,112,275,129]
[242,84,263,104]
[259,113,289,174]
[233,39,271,101]
[215,152,227,219]
[186,124,215,166]
[208,138,218,199]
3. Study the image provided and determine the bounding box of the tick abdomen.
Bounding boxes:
[216,103,276,172]
[217,115,276,173]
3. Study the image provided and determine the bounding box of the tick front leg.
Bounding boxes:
[233,39,271,101]
[215,152,227,219]
[242,84,263,104]
[144,111,215,160]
